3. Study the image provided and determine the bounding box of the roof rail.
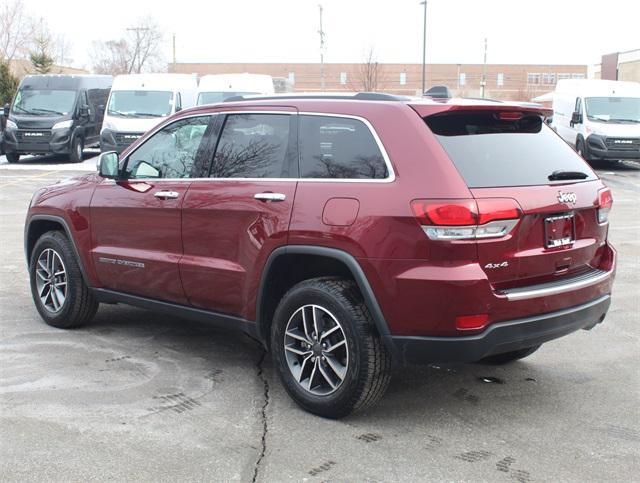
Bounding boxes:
[223,92,409,102]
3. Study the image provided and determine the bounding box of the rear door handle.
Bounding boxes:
[254,192,286,202]
[154,190,180,200]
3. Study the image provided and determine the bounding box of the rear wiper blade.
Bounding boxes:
[548,170,589,181]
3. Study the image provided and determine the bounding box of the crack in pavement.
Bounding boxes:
[251,344,270,483]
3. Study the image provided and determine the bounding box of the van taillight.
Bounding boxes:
[411,198,522,240]
[597,187,613,224]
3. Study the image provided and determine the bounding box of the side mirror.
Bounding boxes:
[571,111,582,125]
[3,104,9,117]
[98,151,119,179]
[79,104,90,117]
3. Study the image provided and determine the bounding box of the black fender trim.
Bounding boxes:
[256,245,393,349]
[25,214,91,286]
[93,288,260,338]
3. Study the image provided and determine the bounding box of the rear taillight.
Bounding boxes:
[411,198,521,240]
[597,187,613,224]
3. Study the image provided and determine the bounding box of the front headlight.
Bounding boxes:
[52,120,73,130]
[6,119,18,130]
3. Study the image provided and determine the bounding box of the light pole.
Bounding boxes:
[420,1,427,94]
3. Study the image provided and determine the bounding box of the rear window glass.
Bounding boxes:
[425,112,597,187]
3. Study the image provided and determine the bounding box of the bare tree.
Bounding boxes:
[90,17,164,75]
[0,0,35,61]
[350,47,380,92]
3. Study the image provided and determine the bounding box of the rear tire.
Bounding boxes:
[29,231,98,328]
[478,345,541,365]
[6,152,20,163]
[271,277,391,419]
[69,136,84,163]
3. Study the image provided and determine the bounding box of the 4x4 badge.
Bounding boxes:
[557,191,577,204]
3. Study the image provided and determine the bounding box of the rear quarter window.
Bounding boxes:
[425,112,597,187]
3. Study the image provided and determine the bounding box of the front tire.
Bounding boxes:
[69,136,84,163]
[6,152,20,163]
[576,137,588,161]
[29,231,98,328]
[271,277,391,419]
[478,345,541,365]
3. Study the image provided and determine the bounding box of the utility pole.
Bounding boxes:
[481,37,487,98]
[420,1,427,94]
[318,5,326,91]
[172,33,176,67]
[126,26,149,74]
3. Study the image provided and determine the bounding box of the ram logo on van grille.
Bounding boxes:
[557,191,577,204]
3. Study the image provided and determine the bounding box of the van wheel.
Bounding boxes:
[271,277,391,419]
[576,138,588,160]
[29,231,98,328]
[478,345,541,365]
[6,152,20,163]
[69,137,84,163]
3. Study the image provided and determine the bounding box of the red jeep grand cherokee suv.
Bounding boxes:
[25,93,616,418]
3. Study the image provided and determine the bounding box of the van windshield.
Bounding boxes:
[12,89,76,116]
[108,90,173,118]
[585,97,640,123]
[425,111,597,188]
[197,91,259,105]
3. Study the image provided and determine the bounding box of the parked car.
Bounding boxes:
[3,74,112,163]
[100,74,197,153]
[25,93,616,418]
[551,79,640,162]
[195,73,275,105]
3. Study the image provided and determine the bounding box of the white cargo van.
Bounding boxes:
[551,79,640,162]
[196,74,274,105]
[100,74,197,153]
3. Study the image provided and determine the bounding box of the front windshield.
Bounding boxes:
[12,89,77,116]
[197,91,259,105]
[108,90,173,118]
[585,97,640,123]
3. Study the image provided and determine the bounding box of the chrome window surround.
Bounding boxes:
[117,110,396,184]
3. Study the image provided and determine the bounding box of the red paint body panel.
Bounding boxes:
[90,179,189,304]
[181,181,297,319]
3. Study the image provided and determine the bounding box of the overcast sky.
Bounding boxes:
[23,0,640,70]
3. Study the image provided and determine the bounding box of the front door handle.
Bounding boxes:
[154,190,180,200]
[254,192,286,202]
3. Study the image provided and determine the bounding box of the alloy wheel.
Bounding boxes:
[35,248,67,313]
[283,304,349,396]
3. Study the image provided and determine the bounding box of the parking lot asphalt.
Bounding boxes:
[1,155,638,482]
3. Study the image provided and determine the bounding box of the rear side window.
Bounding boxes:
[425,112,597,188]
[210,114,293,178]
[299,115,388,179]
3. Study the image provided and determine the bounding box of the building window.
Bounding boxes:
[288,72,295,84]
[571,73,585,79]
[527,73,540,84]
[340,72,347,85]
[558,73,571,81]
[542,73,556,85]
[399,72,407,85]
[497,73,504,86]
[459,73,466,86]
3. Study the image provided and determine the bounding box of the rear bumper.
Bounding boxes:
[386,294,611,364]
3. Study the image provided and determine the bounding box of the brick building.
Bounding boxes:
[169,62,587,101]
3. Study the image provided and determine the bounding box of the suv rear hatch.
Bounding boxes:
[414,106,612,290]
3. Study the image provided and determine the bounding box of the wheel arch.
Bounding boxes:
[256,245,392,350]
[25,215,90,285]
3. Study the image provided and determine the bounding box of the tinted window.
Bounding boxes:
[425,112,597,188]
[299,115,388,179]
[210,114,292,178]
[125,116,212,179]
